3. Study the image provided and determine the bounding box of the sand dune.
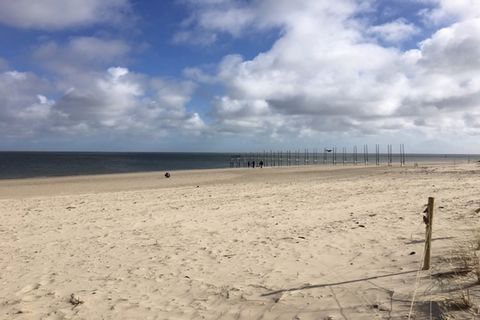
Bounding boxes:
[1,164,479,319]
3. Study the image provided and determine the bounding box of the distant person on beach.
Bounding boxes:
[252,161,256,168]
[260,161,264,168]
[247,161,250,168]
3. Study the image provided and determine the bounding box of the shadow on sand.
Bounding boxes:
[260,269,419,297]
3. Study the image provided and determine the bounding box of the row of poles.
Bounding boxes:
[229,144,406,168]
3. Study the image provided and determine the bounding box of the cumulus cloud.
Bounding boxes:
[0,71,55,137]
[181,0,480,139]
[424,0,480,24]
[368,18,420,43]
[56,67,205,135]
[174,0,256,44]
[175,0,363,44]
[3,0,480,149]
[0,67,205,139]
[34,37,131,74]
[0,26,205,143]
[0,0,131,30]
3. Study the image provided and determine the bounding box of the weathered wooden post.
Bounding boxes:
[387,145,391,166]
[353,145,357,165]
[400,144,402,166]
[422,197,435,270]
[364,145,368,165]
[400,144,406,166]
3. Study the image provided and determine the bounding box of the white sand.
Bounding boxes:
[1,163,479,319]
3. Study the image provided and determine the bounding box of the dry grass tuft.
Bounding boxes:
[441,289,473,311]
[474,230,480,250]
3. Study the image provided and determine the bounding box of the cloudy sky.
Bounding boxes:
[1,0,480,153]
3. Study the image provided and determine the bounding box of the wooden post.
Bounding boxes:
[422,197,435,270]
[354,145,357,165]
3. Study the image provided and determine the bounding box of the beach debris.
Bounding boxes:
[409,251,416,255]
[358,224,365,228]
[422,205,430,224]
[371,303,390,311]
[298,236,306,239]
[475,208,480,213]
[272,293,283,303]
[66,206,76,210]
[164,172,171,178]
[69,293,84,307]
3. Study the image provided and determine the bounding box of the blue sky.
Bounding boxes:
[1,0,480,153]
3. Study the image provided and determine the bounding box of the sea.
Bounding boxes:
[0,151,478,180]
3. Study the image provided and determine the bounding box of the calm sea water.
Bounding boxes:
[0,152,478,179]
[0,152,231,179]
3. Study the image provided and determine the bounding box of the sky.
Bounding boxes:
[1,0,480,153]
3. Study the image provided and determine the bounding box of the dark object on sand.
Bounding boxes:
[409,251,416,255]
[69,293,84,307]
[165,172,171,178]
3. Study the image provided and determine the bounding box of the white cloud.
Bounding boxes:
[0,67,206,138]
[3,0,480,150]
[368,18,420,43]
[34,37,131,75]
[183,0,480,139]
[0,30,206,142]
[175,0,363,44]
[0,0,131,30]
[424,0,480,24]
[0,71,55,137]
[55,67,205,134]
[417,19,480,73]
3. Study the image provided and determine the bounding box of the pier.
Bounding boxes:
[230,144,407,168]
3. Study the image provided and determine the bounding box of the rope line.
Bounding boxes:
[408,206,431,320]
[407,247,426,319]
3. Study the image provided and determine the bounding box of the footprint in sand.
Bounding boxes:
[16,283,41,296]
[16,283,44,302]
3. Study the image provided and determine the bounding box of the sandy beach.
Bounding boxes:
[1,163,479,319]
